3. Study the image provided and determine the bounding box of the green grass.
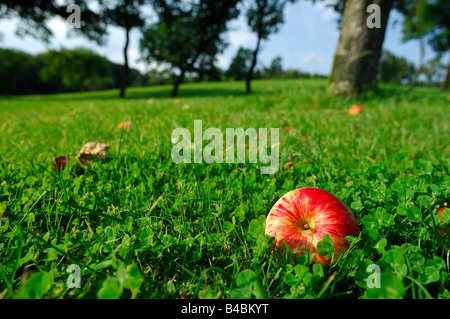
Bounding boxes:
[0,78,449,299]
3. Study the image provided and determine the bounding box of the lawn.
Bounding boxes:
[0,78,449,299]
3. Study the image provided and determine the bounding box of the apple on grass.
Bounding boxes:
[348,104,362,115]
[435,207,449,243]
[265,187,360,265]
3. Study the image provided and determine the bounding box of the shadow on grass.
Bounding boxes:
[2,79,441,103]
[1,81,255,102]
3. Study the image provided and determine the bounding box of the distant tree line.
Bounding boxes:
[1,44,446,95]
[0,47,147,95]
[378,49,447,87]
[0,46,327,95]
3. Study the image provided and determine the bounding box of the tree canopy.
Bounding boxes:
[0,0,107,43]
[140,0,241,96]
[244,0,294,93]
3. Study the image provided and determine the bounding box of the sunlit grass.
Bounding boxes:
[0,78,449,299]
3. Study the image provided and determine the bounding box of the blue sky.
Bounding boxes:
[0,1,434,76]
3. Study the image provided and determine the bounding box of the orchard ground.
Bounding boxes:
[0,78,449,299]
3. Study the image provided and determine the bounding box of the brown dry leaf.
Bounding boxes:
[299,135,311,141]
[77,141,110,167]
[348,104,363,115]
[283,162,293,170]
[174,98,181,104]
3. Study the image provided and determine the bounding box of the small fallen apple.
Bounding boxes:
[435,207,449,237]
[117,121,133,131]
[54,156,71,172]
[348,104,362,115]
[265,187,360,265]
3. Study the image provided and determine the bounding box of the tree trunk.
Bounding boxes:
[246,35,261,94]
[246,1,266,94]
[170,45,205,97]
[410,37,425,90]
[327,0,394,96]
[120,27,130,98]
[171,69,186,97]
[441,54,450,91]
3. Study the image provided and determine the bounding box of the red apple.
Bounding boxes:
[265,187,360,265]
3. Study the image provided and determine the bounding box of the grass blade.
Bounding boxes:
[61,201,124,224]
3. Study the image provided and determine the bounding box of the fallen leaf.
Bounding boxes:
[283,162,293,170]
[299,135,311,141]
[77,141,110,167]
[174,98,181,104]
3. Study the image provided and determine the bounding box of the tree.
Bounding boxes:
[419,0,450,91]
[0,0,107,43]
[266,56,283,76]
[101,0,146,98]
[399,0,449,91]
[327,0,396,96]
[226,47,253,80]
[401,0,431,90]
[140,0,241,97]
[38,48,114,92]
[0,49,42,94]
[245,0,294,93]
[194,55,223,82]
[422,55,446,85]
[378,50,415,84]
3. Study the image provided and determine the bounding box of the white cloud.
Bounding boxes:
[316,1,340,22]
[302,51,319,65]
[225,15,257,50]
[216,53,231,70]
[227,30,257,49]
